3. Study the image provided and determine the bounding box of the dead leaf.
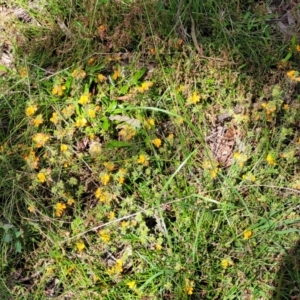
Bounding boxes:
[109,115,141,128]
[116,94,133,101]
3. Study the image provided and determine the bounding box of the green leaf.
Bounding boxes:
[101,117,109,130]
[4,233,12,243]
[65,76,73,91]
[284,52,292,61]
[119,85,129,94]
[15,241,22,253]
[107,101,118,112]
[3,224,14,231]
[15,230,22,238]
[131,67,147,85]
[105,140,132,148]
[291,35,296,47]
[0,64,8,72]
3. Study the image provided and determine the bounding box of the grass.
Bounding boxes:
[1,0,300,299]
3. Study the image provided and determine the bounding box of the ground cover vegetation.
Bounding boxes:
[0,0,300,299]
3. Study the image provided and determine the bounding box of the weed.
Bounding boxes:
[1,0,300,299]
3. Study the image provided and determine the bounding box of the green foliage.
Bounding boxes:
[1,0,300,299]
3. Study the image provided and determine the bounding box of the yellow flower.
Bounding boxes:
[95,187,102,199]
[266,153,276,166]
[76,241,85,252]
[150,48,155,55]
[37,172,46,183]
[243,229,253,240]
[137,81,154,92]
[88,57,95,65]
[100,174,110,186]
[151,138,162,148]
[155,243,162,251]
[127,281,136,290]
[60,144,68,152]
[107,259,123,275]
[221,258,234,269]
[287,70,296,78]
[118,125,136,141]
[98,74,107,82]
[108,211,115,220]
[99,230,110,243]
[71,69,86,79]
[103,162,115,171]
[98,24,107,35]
[87,109,96,118]
[286,70,300,82]
[26,105,38,117]
[144,118,155,129]
[137,154,149,166]
[118,177,125,184]
[24,151,39,169]
[32,133,50,148]
[95,188,110,202]
[221,259,229,269]
[177,85,184,92]
[148,118,155,126]
[297,45,300,52]
[52,84,66,96]
[32,114,44,127]
[292,180,300,190]
[112,68,121,80]
[28,205,35,213]
[78,94,89,105]
[242,172,256,182]
[62,104,75,118]
[210,168,219,178]
[67,198,75,206]
[50,112,59,124]
[177,117,184,124]
[75,117,87,127]
[185,279,194,295]
[233,152,248,167]
[121,221,128,228]
[55,202,66,217]
[187,91,201,105]
[19,67,27,78]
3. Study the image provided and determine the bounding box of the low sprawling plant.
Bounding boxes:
[1,0,300,299]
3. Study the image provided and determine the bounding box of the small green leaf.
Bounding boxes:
[15,241,22,253]
[65,76,73,91]
[4,233,12,243]
[131,67,147,84]
[105,140,132,148]
[101,117,109,130]
[3,224,14,231]
[291,35,296,46]
[119,85,129,94]
[107,101,118,112]
[0,65,8,72]
[284,52,292,61]
[15,230,22,239]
